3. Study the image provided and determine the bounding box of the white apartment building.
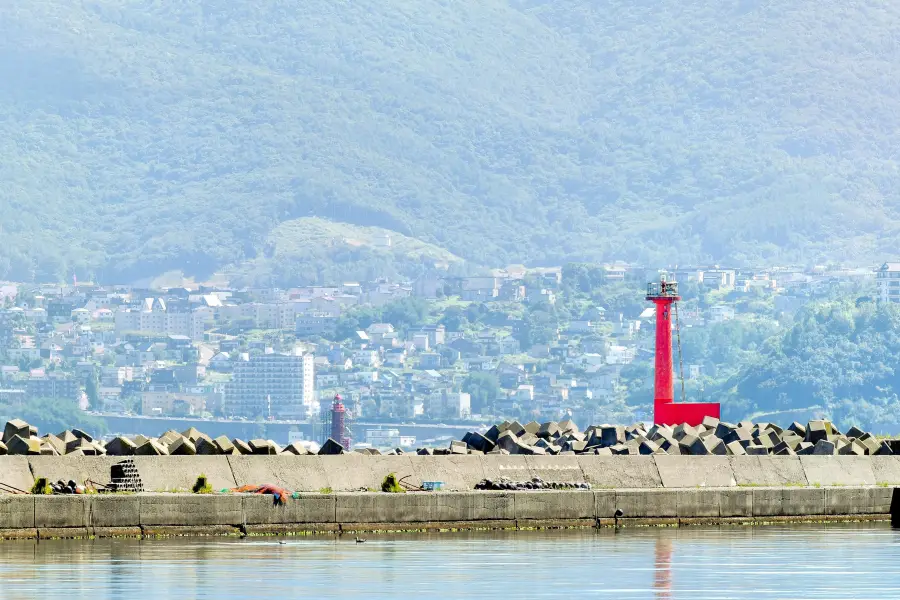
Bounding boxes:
[224,349,315,420]
[878,263,900,303]
[365,429,415,449]
[114,299,209,340]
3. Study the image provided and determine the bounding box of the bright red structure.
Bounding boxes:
[330,393,351,449]
[646,276,720,426]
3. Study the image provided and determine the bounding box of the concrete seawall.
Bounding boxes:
[13,455,900,492]
[3,456,899,539]
[0,487,893,540]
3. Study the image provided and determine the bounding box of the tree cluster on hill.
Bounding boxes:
[334,297,430,340]
[714,299,900,429]
[0,398,108,436]
[2,1,900,283]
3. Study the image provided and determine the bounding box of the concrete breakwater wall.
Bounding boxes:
[0,487,893,540]
[5,455,900,493]
[2,455,899,538]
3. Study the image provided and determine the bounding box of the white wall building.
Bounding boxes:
[878,263,900,303]
[114,299,209,340]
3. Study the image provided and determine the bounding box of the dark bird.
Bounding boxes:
[355,537,366,544]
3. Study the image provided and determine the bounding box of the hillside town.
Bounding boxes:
[0,263,890,444]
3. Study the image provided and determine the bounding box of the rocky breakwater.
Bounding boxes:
[449,417,897,457]
[0,419,327,457]
[0,416,895,459]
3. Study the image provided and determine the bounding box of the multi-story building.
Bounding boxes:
[141,390,212,416]
[26,372,79,401]
[295,314,338,338]
[114,298,209,340]
[877,263,900,303]
[224,350,315,419]
[702,269,737,290]
[46,300,74,324]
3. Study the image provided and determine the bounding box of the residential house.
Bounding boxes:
[702,269,737,290]
[568,384,593,402]
[516,384,534,402]
[142,390,210,416]
[462,356,496,372]
[352,349,380,367]
[498,364,525,389]
[606,345,636,365]
[602,264,628,281]
[568,316,596,333]
[499,281,525,302]
[99,386,123,406]
[708,305,735,323]
[366,323,395,346]
[410,324,446,347]
[418,353,442,370]
[101,366,134,387]
[498,337,520,355]
[411,333,430,352]
[209,352,233,372]
[460,277,500,301]
[383,347,407,368]
[526,288,556,306]
[344,370,378,384]
[316,372,341,388]
[443,391,471,419]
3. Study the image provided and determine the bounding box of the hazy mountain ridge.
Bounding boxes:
[2,0,899,283]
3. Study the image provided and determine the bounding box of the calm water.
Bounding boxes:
[0,524,898,599]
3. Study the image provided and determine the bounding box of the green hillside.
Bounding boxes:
[713,298,900,429]
[225,217,465,286]
[2,0,900,283]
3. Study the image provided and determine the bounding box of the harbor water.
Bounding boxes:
[0,523,897,598]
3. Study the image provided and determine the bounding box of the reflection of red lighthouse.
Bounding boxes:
[330,393,351,449]
[646,276,719,425]
[653,538,672,599]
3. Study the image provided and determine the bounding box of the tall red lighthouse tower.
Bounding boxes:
[646,275,720,426]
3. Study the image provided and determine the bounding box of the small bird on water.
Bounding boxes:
[355,537,366,544]
[278,541,287,545]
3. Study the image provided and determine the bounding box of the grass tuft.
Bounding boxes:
[192,474,213,494]
[381,473,405,493]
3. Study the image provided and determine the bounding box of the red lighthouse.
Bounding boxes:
[330,393,351,449]
[646,275,720,425]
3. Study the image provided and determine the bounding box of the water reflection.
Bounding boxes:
[0,524,898,598]
[653,538,672,600]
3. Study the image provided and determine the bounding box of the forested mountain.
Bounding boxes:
[2,0,900,284]
[715,299,900,429]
